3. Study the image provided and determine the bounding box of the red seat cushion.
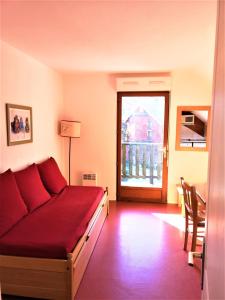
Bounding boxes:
[0,169,28,237]
[14,164,50,212]
[0,186,104,259]
[38,157,67,194]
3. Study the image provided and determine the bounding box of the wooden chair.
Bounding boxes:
[181,179,206,252]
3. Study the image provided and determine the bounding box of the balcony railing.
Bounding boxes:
[121,142,163,185]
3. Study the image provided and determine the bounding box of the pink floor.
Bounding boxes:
[75,201,201,300]
[3,201,201,300]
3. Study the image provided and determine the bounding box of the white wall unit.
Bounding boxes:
[82,173,97,186]
[116,76,171,91]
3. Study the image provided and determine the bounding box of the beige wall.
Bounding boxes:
[0,42,213,202]
[0,41,65,174]
[63,69,213,202]
[168,68,212,203]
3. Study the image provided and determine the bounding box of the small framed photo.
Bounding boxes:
[6,103,33,146]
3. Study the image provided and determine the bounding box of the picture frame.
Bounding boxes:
[6,103,33,146]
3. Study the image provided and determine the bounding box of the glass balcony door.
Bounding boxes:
[117,91,169,203]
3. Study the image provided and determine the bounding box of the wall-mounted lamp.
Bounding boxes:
[60,120,81,185]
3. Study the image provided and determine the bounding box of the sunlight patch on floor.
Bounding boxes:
[152,213,185,232]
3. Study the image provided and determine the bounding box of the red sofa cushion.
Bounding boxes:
[15,164,50,212]
[0,169,28,237]
[38,157,67,194]
[0,186,104,259]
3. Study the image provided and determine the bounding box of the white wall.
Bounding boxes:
[63,73,116,199]
[203,1,225,298]
[0,41,65,174]
[0,41,3,172]
[63,69,213,202]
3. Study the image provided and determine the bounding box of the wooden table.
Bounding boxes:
[195,183,208,203]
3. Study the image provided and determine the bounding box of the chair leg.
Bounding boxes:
[191,222,197,252]
[184,217,189,251]
[188,251,202,266]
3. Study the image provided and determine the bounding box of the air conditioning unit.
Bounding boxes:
[82,173,97,186]
[181,115,195,125]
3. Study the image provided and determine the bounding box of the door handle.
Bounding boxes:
[162,146,169,159]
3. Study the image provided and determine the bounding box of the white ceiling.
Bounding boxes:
[1,0,217,73]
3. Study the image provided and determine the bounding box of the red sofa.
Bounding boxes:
[0,157,108,299]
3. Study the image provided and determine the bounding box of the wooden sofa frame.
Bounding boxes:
[0,191,109,299]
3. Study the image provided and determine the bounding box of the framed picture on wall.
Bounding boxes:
[6,103,33,146]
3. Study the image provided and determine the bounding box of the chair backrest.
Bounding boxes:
[181,181,198,219]
[180,177,184,186]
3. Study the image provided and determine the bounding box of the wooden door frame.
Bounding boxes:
[116,91,169,203]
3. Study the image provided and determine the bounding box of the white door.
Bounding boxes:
[203,1,225,299]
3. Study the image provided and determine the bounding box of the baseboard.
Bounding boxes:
[202,270,209,300]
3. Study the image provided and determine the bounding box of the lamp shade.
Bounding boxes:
[60,120,81,138]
